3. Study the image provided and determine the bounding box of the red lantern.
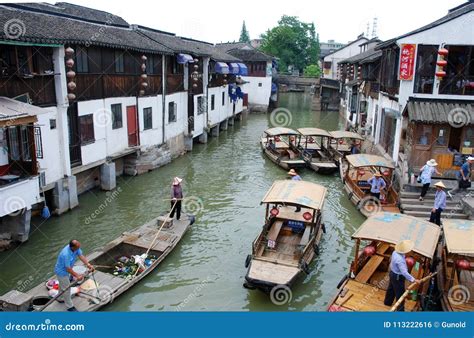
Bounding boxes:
[363,246,376,256]
[339,139,344,144]
[358,169,365,176]
[436,60,447,67]
[406,256,416,269]
[274,136,281,142]
[469,82,474,89]
[270,208,279,217]
[303,212,312,221]
[456,259,470,270]
[383,171,390,177]
[438,48,449,56]
[435,71,446,78]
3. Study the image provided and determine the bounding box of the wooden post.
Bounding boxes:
[353,239,360,275]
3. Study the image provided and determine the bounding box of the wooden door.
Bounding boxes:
[126,105,138,147]
[67,103,82,167]
[187,94,194,134]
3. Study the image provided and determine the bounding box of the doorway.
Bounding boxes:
[126,105,138,147]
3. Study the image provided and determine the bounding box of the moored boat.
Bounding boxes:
[436,219,473,312]
[342,154,400,217]
[0,213,195,312]
[297,128,338,174]
[244,180,327,293]
[329,130,364,162]
[327,212,441,312]
[260,127,306,170]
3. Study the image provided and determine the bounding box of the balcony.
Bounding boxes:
[0,176,41,217]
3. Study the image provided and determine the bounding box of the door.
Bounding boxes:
[126,105,138,147]
[67,103,82,167]
[187,94,194,134]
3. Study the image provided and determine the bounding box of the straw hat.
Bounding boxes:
[395,239,415,254]
[288,169,298,176]
[374,172,382,177]
[172,177,183,185]
[426,159,438,167]
[434,181,446,189]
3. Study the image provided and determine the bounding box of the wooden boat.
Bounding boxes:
[297,128,338,175]
[0,213,195,312]
[260,127,306,170]
[436,219,474,312]
[327,212,441,312]
[329,130,364,162]
[342,154,400,217]
[244,180,327,292]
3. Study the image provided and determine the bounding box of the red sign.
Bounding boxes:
[399,44,416,81]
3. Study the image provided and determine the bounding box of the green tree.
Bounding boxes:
[239,21,250,43]
[260,15,321,75]
[303,64,321,77]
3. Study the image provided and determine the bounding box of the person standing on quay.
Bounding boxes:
[449,156,474,197]
[430,181,447,226]
[170,177,183,220]
[418,159,442,201]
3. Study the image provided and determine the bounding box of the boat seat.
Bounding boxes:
[299,226,311,247]
[287,149,297,159]
[355,243,391,283]
[267,220,284,243]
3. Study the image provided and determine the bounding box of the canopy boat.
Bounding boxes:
[0,213,195,312]
[244,180,327,293]
[297,128,338,174]
[342,154,400,217]
[327,212,441,312]
[329,130,364,162]
[260,127,306,170]
[436,219,474,312]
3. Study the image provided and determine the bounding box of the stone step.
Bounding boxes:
[402,210,469,219]
[401,203,463,212]
[400,198,460,205]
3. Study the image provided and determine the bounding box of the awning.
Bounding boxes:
[330,130,364,140]
[298,128,332,138]
[264,127,299,136]
[237,63,248,76]
[346,154,395,169]
[0,97,48,127]
[406,100,474,125]
[177,53,194,64]
[215,62,229,74]
[261,180,327,210]
[228,63,240,75]
[442,219,474,255]
[352,212,441,259]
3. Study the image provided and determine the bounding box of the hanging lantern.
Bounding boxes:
[383,171,390,177]
[302,212,312,221]
[141,82,148,87]
[436,60,447,67]
[456,259,470,270]
[139,89,145,96]
[141,64,146,72]
[141,74,148,80]
[67,81,77,91]
[405,256,416,269]
[65,47,74,56]
[65,58,75,68]
[192,83,198,88]
[66,70,76,79]
[363,246,376,256]
[67,93,76,101]
[141,55,147,61]
[194,58,198,63]
[194,64,199,70]
[270,207,279,217]
[435,71,446,78]
[438,48,449,56]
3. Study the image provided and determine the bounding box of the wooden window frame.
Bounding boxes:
[143,107,153,130]
[114,51,124,73]
[168,102,177,123]
[111,104,123,129]
[211,94,215,110]
[76,47,89,73]
[79,114,95,145]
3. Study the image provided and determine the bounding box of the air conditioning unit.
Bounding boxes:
[39,171,46,189]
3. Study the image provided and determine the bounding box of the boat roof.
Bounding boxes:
[298,128,332,138]
[261,180,327,210]
[442,219,474,255]
[352,212,441,259]
[330,130,364,140]
[346,154,395,169]
[264,127,299,136]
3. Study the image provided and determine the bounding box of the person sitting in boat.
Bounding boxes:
[384,240,420,311]
[429,181,447,226]
[288,169,302,181]
[170,177,183,221]
[367,172,386,201]
[54,240,94,312]
[350,140,361,154]
[267,139,277,152]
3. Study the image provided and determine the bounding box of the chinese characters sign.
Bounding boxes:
[399,44,416,81]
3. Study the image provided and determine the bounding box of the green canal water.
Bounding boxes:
[0,93,366,311]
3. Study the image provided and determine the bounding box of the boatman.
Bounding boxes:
[54,240,94,312]
[384,240,420,311]
[430,181,447,226]
[288,169,302,181]
[367,172,386,201]
[170,177,184,220]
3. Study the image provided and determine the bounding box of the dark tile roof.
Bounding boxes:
[0,6,172,54]
[215,42,249,52]
[339,48,382,64]
[215,43,273,62]
[406,99,474,124]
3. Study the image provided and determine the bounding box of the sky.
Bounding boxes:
[8,0,465,43]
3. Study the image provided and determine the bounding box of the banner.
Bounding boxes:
[399,44,416,81]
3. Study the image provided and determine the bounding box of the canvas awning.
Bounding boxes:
[298,128,332,138]
[406,100,474,125]
[215,62,229,74]
[177,53,194,64]
[264,127,299,136]
[352,212,441,259]
[330,130,364,140]
[261,180,327,210]
[0,97,48,127]
[228,63,240,75]
[442,219,474,255]
[346,154,395,169]
[237,63,248,76]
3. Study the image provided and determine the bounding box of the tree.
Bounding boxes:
[303,64,321,77]
[260,16,321,75]
[239,21,250,43]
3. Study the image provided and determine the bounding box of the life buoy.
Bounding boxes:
[361,121,366,127]
[339,139,344,145]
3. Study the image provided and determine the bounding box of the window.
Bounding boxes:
[415,125,433,145]
[143,107,153,130]
[20,126,31,161]
[111,104,123,129]
[439,45,474,96]
[463,127,474,148]
[146,55,161,74]
[222,92,225,106]
[79,114,95,144]
[323,61,332,69]
[435,127,449,146]
[168,102,177,123]
[76,48,89,73]
[114,51,124,73]
[197,97,204,115]
[414,45,437,94]
[211,94,215,110]
[34,126,43,159]
[7,127,20,160]
[258,83,262,87]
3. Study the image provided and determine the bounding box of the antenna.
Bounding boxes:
[371,17,378,38]
[366,22,370,37]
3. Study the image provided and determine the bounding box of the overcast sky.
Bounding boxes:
[10,0,465,43]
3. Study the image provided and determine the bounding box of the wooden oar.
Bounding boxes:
[390,272,438,312]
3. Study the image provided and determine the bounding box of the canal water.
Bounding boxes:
[0,93,366,311]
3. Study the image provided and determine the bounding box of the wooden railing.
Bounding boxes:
[166,74,185,94]
[0,75,56,106]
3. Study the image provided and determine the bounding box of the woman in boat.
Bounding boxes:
[383,240,420,311]
[170,177,183,220]
[288,169,302,181]
[367,172,386,201]
[430,181,447,226]
[350,140,361,154]
[418,159,442,201]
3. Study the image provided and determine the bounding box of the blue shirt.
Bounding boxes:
[54,245,83,277]
[420,165,436,184]
[390,251,415,282]
[460,162,471,179]
[434,190,447,210]
[291,175,302,181]
[367,177,386,193]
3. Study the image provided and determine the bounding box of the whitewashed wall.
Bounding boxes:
[323,37,368,79]
[207,86,227,127]
[164,92,187,141]
[138,95,163,147]
[241,76,272,106]
[193,94,205,137]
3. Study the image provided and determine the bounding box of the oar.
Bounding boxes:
[390,272,438,312]
[91,272,101,301]
[38,272,89,312]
